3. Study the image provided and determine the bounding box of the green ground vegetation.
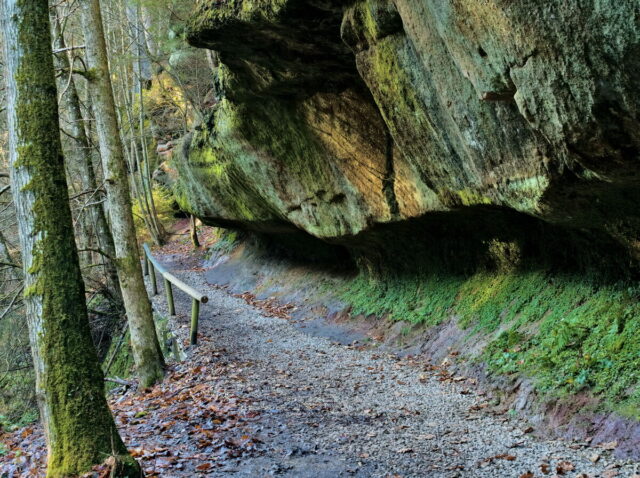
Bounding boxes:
[337,269,640,417]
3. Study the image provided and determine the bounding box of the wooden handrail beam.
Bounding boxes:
[142,244,208,303]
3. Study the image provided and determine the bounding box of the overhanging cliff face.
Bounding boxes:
[169,1,640,433]
[174,0,640,258]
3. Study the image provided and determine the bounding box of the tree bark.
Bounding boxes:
[0,0,140,475]
[79,0,164,387]
[50,10,122,306]
[190,215,200,248]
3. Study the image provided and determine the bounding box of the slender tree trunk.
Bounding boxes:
[190,215,200,248]
[140,5,157,59]
[79,0,164,387]
[137,80,166,244]
[108,0,158,246]
[127,1,152,87]
[128,3,166,245]
[50,11,122,306]
[0,0,140,475]
[0,230,19,282]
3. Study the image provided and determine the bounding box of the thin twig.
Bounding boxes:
[77,247,114,261]
[0,286,23,322]
[104,376,134,386]
[52,45,85,54]
[69,188,104,200]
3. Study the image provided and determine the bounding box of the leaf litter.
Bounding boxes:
[0,336,263,477]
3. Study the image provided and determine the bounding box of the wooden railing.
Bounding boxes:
[142,244,208,345]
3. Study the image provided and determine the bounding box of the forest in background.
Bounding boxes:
[0,0,215,471]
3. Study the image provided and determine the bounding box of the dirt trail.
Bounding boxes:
[145,248,637,478]
[3,243,636,477]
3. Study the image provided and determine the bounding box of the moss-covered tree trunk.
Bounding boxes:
[79,0,165,387]
[50,10,122,306]
[0,0,141,476]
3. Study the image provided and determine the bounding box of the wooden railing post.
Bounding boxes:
[143,243,208,346]
[149,263,157,295]
[190,299,200,345]
[165,278,175,316]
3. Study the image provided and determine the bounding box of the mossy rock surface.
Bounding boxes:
[174,0,640,257]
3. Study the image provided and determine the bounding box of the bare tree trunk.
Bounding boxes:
[126,2,152,87]
[205,50,219,77]
[190,215,200,248]
[50,10,122,306]
[128,2,166,245]
[140,5,157,58]
[0,230,19,281]
[79,0,164,387]
[107,0,164,247]
[0,0,140,475]
[137,74,166,244]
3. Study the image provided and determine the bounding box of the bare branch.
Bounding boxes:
[104,376,134,386]
[53,45,85,54]
[69,188,104,200]
[0,287,23,322]
[77,247,114,261]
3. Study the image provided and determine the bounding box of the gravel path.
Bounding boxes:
[148,251,637,478]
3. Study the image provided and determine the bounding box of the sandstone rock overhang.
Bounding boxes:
[173,0,640,264]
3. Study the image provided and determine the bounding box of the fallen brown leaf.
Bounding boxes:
[598,440,618,450]
[556,461,575,474]
[495,454,516,461]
